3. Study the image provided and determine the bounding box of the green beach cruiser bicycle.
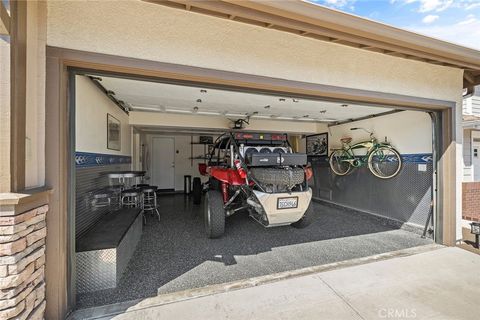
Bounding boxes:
[329,128,402,179]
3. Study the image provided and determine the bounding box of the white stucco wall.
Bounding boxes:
[47,0,464,240]
[46,0,463,101]
[25,0,47,189]
[75,75,131,156]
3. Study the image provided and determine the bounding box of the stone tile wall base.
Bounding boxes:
[0,204,47,320]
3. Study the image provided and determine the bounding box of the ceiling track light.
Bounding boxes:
[197,111,221,116]
[131,106,163,112]
[165,108,193,114]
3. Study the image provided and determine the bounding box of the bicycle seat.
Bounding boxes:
[340,137,352,144]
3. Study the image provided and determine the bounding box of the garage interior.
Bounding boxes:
[72,72,436,310]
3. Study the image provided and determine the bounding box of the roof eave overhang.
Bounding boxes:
[147,0,480,88]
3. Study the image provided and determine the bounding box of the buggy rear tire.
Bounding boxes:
[204,190,225,238]
[291,202,314,229]
[192,177,202,205]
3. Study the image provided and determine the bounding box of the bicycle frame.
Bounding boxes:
[335,137,391,167]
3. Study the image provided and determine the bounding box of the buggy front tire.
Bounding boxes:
[204,190,226,238]
[291,202,314,229]
[192,177,202,205]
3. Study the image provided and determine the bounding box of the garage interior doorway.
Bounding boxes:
[70,71,437,311]
[151,137,175,190]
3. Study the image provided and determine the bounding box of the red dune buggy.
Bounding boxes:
[193,132,314,238]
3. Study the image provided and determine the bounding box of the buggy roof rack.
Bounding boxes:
[233,132,287,141]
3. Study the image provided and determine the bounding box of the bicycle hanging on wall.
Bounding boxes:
[329,128,402,179]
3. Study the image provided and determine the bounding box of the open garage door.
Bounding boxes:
[71,72,437,311]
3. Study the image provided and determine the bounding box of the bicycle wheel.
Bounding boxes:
[329,149,352,176]
[367,146,402,179]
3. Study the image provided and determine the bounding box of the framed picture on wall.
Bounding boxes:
[107,114,121,151]
[306,133,328,156]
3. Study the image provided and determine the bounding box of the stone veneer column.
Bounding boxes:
[0,189,49,320]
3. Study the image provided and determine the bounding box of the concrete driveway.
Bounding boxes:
[73,245,480,319]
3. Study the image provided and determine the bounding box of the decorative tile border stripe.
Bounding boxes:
[75,152,132,168]
[308,153,433,164]
[401,153,433,164]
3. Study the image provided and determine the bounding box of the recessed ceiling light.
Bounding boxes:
[193,106,199,113]
[264,105,271,109]
[293,99,299,103]
[200,89,207,93]
[341,104,349,107]
[319,110,327,113]
[196,99,202,103]
[303,115,309,118]
[279,98,286,102]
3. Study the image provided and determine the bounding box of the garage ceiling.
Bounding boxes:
[91,75,394,123]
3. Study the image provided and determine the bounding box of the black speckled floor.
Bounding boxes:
[76,194,432,309]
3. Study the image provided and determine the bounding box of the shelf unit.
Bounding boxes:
[190,138,213,166]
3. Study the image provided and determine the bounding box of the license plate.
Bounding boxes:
[277,197,299,209]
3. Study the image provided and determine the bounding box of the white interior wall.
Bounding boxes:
[143,133,219,191]
[328,111,432,154]
[75,75,131,156]
[300,110,432,155]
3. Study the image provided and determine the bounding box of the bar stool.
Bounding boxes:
[141,186,160,221]
[121,189,145,224]
[105,185,123,208]
[121,189,141,208]
[91,190,112,209]
[133,184,150,189]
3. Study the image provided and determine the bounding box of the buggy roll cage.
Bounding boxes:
[208,132,292,167]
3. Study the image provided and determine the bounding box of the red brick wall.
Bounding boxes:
[463,182,480,221]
